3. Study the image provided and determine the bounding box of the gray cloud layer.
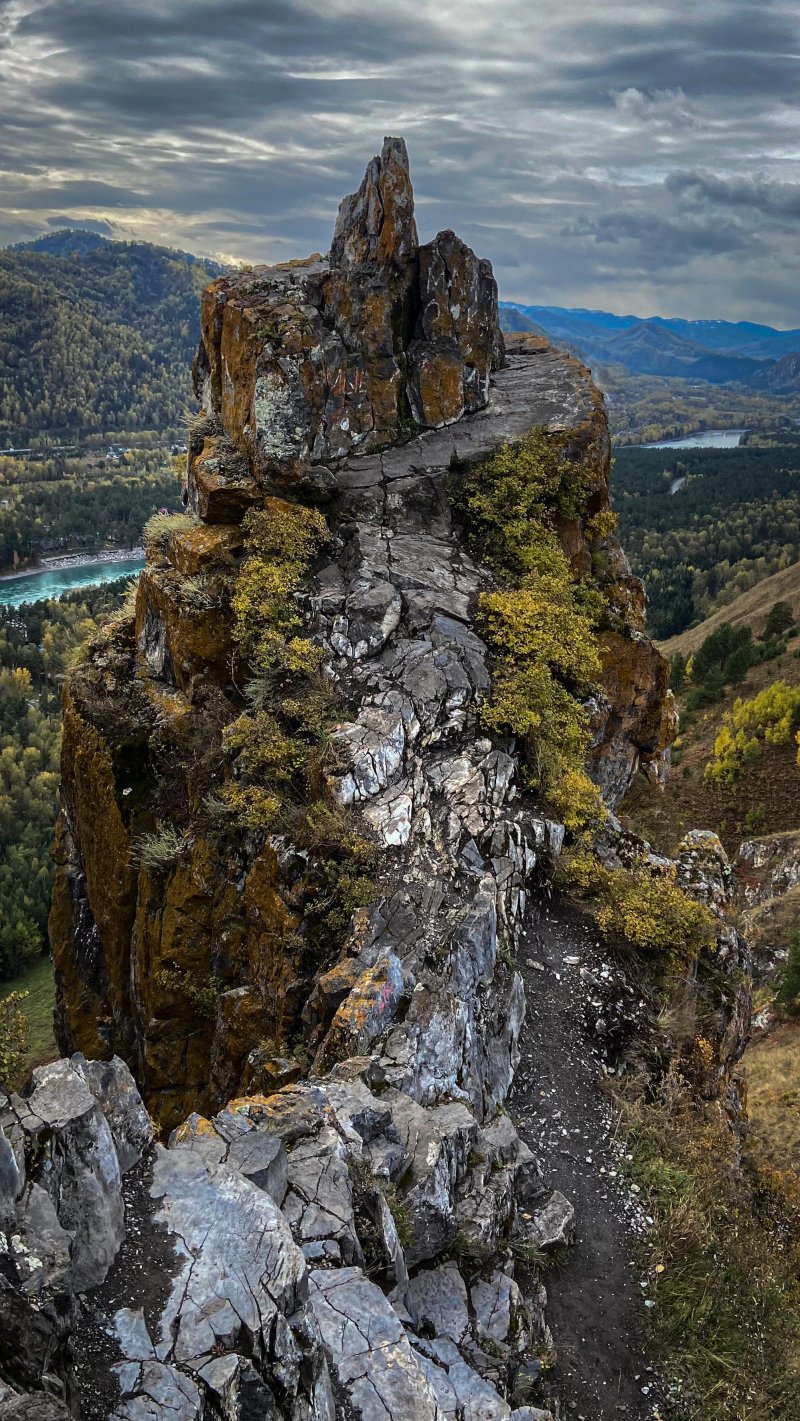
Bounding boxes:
[2,0,799,323]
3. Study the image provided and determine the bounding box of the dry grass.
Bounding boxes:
[660,562,800,660]
[746,1022,800,1172]
[619,639,800,856]
[615,1070,800,1419]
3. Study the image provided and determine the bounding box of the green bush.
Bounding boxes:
[131,824,189,871]
[152,966,219,1019]
[744,804,766,834]
[763,600,794,639]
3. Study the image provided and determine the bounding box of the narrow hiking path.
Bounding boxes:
[510,895,668,1421]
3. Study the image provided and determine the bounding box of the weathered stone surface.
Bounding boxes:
[408,229,502,427]
[149,1144,306,1363]
[186,431,260,523]
[588,630,676,808]
[413,1333,513,1420]
[70,1054,153,1173]
[0,1391,73,1421]
[733,829,800,982]
[407,1261,471,1344]
[45,136,683,1421]
[527,1190,575,1250]
[309,1266,441,1421]
[11,1060,125,1291]
[471,1270,530,1352]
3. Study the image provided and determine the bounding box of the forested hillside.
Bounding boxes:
[613,440,800,638]
[0,579,134,980]
[0,237,220,441]
[0,448,182,570]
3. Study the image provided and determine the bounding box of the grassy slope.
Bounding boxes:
[660,561,800,660]
[746,1023,800,1171]
[0,954,56,1082]
[620,632,800,856]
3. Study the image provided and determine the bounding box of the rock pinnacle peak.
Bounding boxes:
[331,135,418,270]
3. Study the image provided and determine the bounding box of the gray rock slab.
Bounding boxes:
[309,1266,440,1421]
[70,1054,153,1174]
[19,1059,124,1291]
[148,1144,306,1366]
[528,1190,575,1249]
[407,1260,471,1344]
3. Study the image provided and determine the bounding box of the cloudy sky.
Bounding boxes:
[2,0,799,324]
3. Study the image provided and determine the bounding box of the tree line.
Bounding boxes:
[0,580,134,980]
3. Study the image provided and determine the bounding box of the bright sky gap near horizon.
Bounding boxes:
[1,0,799,326]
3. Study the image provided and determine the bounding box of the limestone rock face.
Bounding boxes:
[44,138,682,1418]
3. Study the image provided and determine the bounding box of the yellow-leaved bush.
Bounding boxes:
[220,710,307,831]
[220,500,331,829]
[459,428,605,829]
[596,867,715,960]
[704,680,800,784]
[560,843,716,962]
[232,499,329,677]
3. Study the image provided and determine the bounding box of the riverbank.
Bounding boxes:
[0,550,146,610]
[0,545,145,582]
[642,427,747,450]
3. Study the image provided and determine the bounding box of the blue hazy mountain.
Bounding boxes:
[500,302,800,383]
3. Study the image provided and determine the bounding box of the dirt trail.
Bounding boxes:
[510,895,667,1420]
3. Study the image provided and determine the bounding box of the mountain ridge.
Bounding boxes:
[500,300,800,383]
[0,235,222,440]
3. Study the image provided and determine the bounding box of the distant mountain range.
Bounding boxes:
[12,227,224,273]
[500,302,800,388]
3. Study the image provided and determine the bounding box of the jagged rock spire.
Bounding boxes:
[330,135,418,270]
[187,138,503,498]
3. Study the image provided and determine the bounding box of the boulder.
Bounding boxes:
[13,1060,125,1291]
[527,1190,575,1250]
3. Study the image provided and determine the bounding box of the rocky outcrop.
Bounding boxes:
[190,135,503,496]
[733,830,800,983]
[40,139,681,1418]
